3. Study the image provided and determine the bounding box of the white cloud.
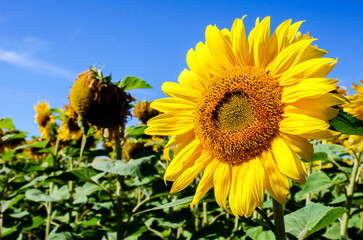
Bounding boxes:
[0,48,75,79]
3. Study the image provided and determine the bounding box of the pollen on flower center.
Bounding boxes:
[215,93,254,133]
[194,66,284,165]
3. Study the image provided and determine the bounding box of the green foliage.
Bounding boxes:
[329,109,363,135]
[1,96,363,240]
[119,76,152,91]
[285,202,346,239]
[0,117,16,130]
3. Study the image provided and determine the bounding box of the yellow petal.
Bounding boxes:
[280,132,313,161]
[244,158,265,207]
[162,82,201,102]
[272,138,307,183]
[186,42,223,80]
[261,150,289,204]
[299,46,327,63]
[274,19,292,52]
[213,162,232,211]
[150,97,195,113]
[287,21,304,43]
[279,58,337,86]
[178,68,206,89]
[205,25,235,69]
[170,152,212,193]
[164,138,202,182]
[190,158,219,208]
[282,78,338,103]
[280,112,330,135]
[237,161,257,217]
[231,16,251,66]
[229,166,243,217]
[267,39,315,77]
[252,16,271,69]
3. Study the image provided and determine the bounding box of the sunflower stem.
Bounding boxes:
[340,151,361,237]
[272,199,286,240]
[256,207,275,235]
[45,137,60,240]
[115,127,125,240]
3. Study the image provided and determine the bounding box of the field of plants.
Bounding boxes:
[0,68,362,240]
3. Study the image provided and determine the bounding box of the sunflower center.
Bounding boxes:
[195,66,283,165]
[215,93,253,132]
[38,113,50,127]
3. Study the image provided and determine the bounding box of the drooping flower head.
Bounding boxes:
[69,67,135,129]
[342,80,363,151]
[145,16,345,217]
[34,101,55,140]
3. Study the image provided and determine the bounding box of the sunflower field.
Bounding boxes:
[1,17,363,240]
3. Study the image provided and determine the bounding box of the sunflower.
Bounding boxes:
[34,101,55,140]
[57,105,83,141]
[342,80,363,151]
[145,16,345,217]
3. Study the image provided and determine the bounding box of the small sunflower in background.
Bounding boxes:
[34,101,56,140]
[342,80,363,151]
[133,100,160,124]
[57,105,83,141]
[146,16,345,217]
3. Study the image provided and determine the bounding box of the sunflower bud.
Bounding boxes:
[69,68,135,128]
[133,101,160,124]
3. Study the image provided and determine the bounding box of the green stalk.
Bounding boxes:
[115,128,125,240]
[340,151,361,236]
[45,137,60,240]
[68,157,74,223]
[272,198,286,240]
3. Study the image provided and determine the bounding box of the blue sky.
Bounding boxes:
[1,0,362,137]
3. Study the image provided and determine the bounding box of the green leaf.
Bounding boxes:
[119,76,152,91]
[1,223,20,237]
[329,109,363,135]
[322,222,340,239]
[1,194,24,212]
[48,225,77,240]
[70,167,100,181]
[14,140,49,151]
[91,152,158,178]
[25,187,68,202]
[313,143,347,160]
[285,202,346,240]
[81,217,101,227]
[126,125,148,139]
[1,132,26,141]
[73,182,101,204]
[0,117,15,130]
[300,172,333,195]
[134,195,194,215]
[242,219,274,240]
[23,216,45,231]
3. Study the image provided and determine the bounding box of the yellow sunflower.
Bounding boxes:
[342,80,363,151]
[34,101,55,140]
[57,105,83,141]
[145,16,345,217]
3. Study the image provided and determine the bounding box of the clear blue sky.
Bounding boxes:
[1,0,362,137]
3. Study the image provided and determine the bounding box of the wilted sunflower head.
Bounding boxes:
[58,105,83,141]
[133,101,161,124]
[146,15,345,217]
[123,141,145,161]
[34,101,55,139]
[69,67,135,128]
